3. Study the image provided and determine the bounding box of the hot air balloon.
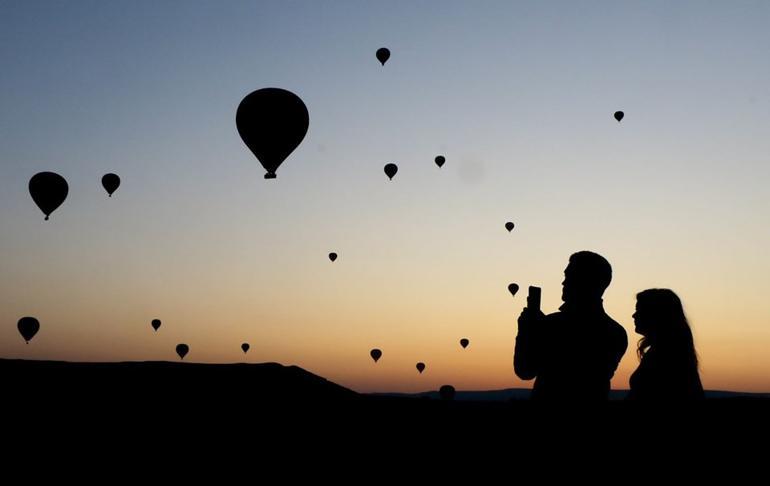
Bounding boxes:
[151,319,161,332]
[236,88,309,179]
[29,172,68,220]
[176,344,189,360]
[508,283,520,297]
[416,362,426,374]
[434,155,445,168]
[384,163,398,180]
[101,173,120,197]
[328,252,338,262]
[370,349,382,363]
[614,111,624,122]
[439,385,456,401]
[505,222,514,232]
[17,317,40,344]
[241,343,250,354]
[460,338,469,349]
[376,48,390,66]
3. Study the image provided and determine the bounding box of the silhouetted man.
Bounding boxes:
[514,251,628,401]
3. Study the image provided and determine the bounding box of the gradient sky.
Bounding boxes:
[1,0,769,393]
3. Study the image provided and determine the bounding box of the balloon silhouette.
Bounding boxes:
[101,173,120,197]
[434,155,445,168]
[236,88,309,179]
[241,343,250,354]
[416,362,426,374]
[508,283,520,297]
[614,111,624,122]
[17,317,40,344]
[328,252,338,262]
[505,222,515,232]
[384,163,398,180]
[176,344,189,360]
[376,48,390,66]
[370,349,382,363]
[29,172,68,220]
[460,338,469,349]
[151,319,161,332]
[439,385,456,401]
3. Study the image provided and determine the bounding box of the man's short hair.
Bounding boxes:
[569,251,612,292]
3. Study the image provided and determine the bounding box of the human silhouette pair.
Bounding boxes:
[514,251,703,401]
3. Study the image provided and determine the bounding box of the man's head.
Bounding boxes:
[561,251,612,303]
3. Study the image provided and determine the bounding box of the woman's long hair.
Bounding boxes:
[636,289,698,369]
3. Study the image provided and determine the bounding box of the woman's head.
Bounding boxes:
[633,288,697,363]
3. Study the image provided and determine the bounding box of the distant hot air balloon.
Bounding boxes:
[416,362,426,374]
[434,155,445,168]
[151,319,161,332]
[508,283,520,297]
[176,344,189,360]
[17,317,40,344]
[384,163,398,180]
[328,252,338,262]
[236,88,309,179]
[241,343,250,354]
[614,111,624,122]
[370,348,382,363]
[101,173,120,197]
[505,222,515,232]
[376,48,390,66]
[460,338,469,349]
[29,172,68,221]
[439,385,456,401]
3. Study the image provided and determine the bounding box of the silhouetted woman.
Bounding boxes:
[628,289,704,401]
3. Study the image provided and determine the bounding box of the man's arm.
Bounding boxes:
[514,308,544,380]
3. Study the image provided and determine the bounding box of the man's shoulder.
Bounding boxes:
[602,314,628,343]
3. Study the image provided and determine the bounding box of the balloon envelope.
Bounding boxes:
[384,163,398,180]
[460,338,469,349]
[29,172,68,220]
[370,349,382,363]
[241,343,250,354]
[505,222,514,232]
[416,362,426,374]
[236,88,309,179]
[439,385,456,401]
[376,47,390,65]
[176,344,189,360]
[434,155,445,168]
[151,319,161,332]
[508,283,520,297]
[101,173,120,197]
[17,317,40,343]
[328,252,338,262]
[614,111,624,122]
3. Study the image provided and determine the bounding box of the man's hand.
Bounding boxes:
[517,307,545,332]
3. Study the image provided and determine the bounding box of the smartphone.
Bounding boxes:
[527,286,541,312]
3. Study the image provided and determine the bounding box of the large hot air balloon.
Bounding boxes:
[176,344,189,360]
[614,111,624,122]
[434,155,445,168]
[508,283,520,297]
[151,319,161,332]
[370,349,382,363]
[505,222,515,232]
[376,48,390,66]
[236,88,309,179]
[29,172,68,220]
[241,343,250,354]
[328,252,338,262]
[460,338,469,349]
[17,317,40,344]
[439,385,456,401]
[416,362,426,374]
[101,173,120,197]
[384,163,398,180]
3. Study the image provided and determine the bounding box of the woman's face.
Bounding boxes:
[633,300,651,336]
